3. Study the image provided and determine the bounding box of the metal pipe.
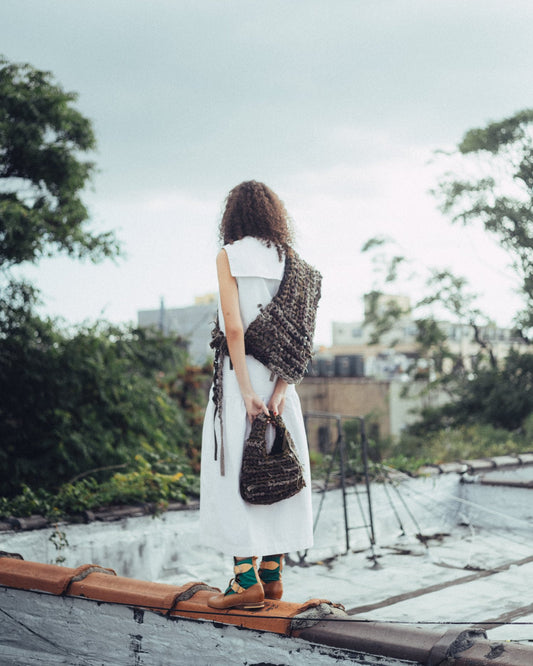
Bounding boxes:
[359,418,376,546]
[304,410,376,556]
[336,416,350,554]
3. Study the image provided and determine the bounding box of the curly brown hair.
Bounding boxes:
[219,181,294,259]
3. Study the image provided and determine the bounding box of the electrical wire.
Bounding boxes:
[380,474,407,536]
[402,481,532,529]
[5,585,533,633]
[398,481,533,551]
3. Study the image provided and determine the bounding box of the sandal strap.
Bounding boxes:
[231,579,246,594]
[259,560,279,571]
[234,561,254,574]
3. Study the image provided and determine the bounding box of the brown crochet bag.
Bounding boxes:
[240,412,306,505]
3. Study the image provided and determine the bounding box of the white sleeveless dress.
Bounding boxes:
[199,236,314,557]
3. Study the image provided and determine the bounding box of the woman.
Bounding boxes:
[200,181,321,610]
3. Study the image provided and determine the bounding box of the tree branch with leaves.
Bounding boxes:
[0,56,120,267]
[361,109,533,433]
[434,108,533,341]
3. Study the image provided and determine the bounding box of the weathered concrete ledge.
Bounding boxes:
[1,554,532,665]
[2,452,531,535]
[0,499,199,533]
[419,451,533,477]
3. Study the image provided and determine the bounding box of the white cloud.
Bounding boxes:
[1,0,531,345]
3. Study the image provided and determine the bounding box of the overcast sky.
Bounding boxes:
[2,0,533,344]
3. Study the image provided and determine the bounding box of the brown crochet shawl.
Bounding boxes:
[210,249,322,475]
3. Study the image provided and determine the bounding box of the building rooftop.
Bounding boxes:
[1,454,533,664]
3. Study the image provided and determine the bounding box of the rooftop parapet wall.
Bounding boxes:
[0,452,531,536]
[1,554,532,666]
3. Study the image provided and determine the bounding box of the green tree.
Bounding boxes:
[0,56,119,266]
[440,350,533,431]
[406,350,533,435]
[435,108,533,341]
[361,109,533,434]
[0,281,199,496]
[0,58,209,498]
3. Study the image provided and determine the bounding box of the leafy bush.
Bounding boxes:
[381,454,428,476]
[0,58,211,502]
[0,453,200,519]
[407,351,533,435]
[309,417,532,481]
[388,423,528,468]
[0,286,210,496]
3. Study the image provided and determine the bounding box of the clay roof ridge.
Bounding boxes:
[2,555,533,664]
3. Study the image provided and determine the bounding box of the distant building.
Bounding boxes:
[138,294,217,365]
[325,293,527,381]
[298,375,448,443]
[299,293,529,439]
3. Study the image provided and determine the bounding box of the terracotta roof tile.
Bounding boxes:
[172,592,330,634]
[3,556,533,663]
[0,558,115,595]
[0,555,339,636]
[69,573,206,614]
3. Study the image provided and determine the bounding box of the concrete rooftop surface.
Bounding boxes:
[1,552,533,665]
[1,452,532,664]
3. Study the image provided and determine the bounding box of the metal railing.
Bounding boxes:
[303,411,377,560]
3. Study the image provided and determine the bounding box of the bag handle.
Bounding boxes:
[269,413,291,456]
[248,412,290,457]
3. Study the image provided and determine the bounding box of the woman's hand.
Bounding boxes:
[243,392,269,423]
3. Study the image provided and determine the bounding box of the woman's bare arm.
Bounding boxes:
[267,377,288,416]
[216,248,269,423]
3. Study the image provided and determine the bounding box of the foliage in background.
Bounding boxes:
[0,56,119,266]
[435,109,533,341]
[0,452,200,520]
[391,421,532,469]
[0,57,212,506]
[408,350,533,434]
[361,109,533,438]
[0,281,210,497]
[159,361,212,474]
[309,418,532,482]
